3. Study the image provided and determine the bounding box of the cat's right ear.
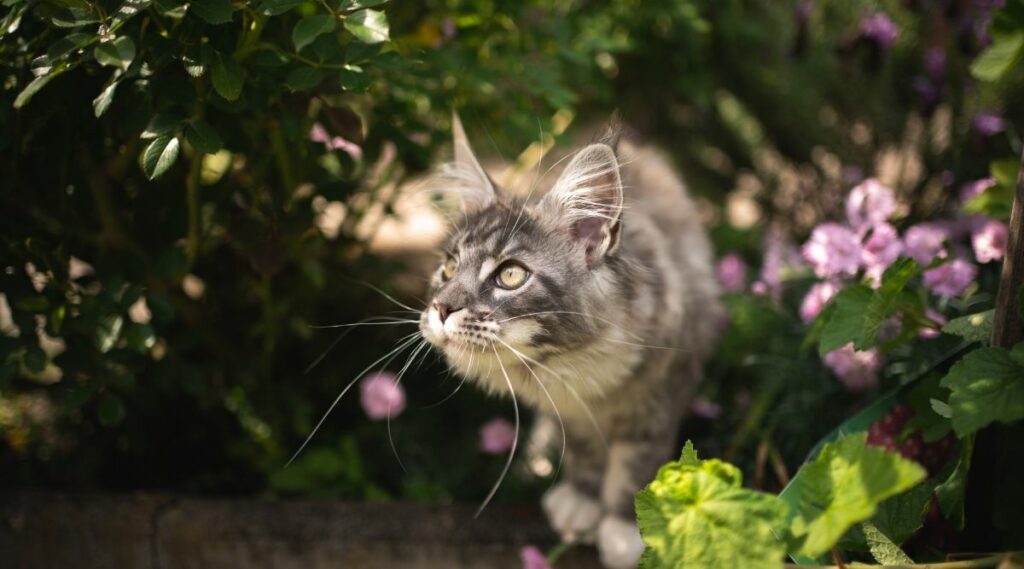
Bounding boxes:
[448,112,498,213]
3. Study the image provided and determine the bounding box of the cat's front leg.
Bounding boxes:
[541,427,606,544]
[597,436,677,569]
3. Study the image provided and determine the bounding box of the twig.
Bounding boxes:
[784,550,1024,569]
[990,146,1024,349]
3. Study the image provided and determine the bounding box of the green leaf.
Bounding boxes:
[124,322,156,353]
[338,0,388,9]
[189,0,235,24]
[636,448,789,569]
[286,66,325,91]
[255,0,302,15]
[787,434,926,557]
[293,14,337,51]
[970,31,1024,82]
[935,436,973,529]
[344,8,389,43]
[184,119,223,154]
[94,36,135,69]
[14,68,66,108]
[93,74,121,117]
[818,285,872,355]
[942,310,994,344]
[142,113,183,139]
[141,135,180,180]
[95,315,124,353]
[98,393,126,426]
[679,439,700,467]
[212,54,245,101]
[940,344,1024,437]
[863,258,917,345]
[860,522,913,565]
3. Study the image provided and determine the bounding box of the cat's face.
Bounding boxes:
[420,116,624,376]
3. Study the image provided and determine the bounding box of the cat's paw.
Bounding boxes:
[597,515,644,569]
[541,481,602,543]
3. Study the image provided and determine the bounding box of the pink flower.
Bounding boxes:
[972,111,1004,137]
[690,397,722,419]
[800,281,839,324]
[479,418,516,454]
[760,233,804,296]
[802,223,862,278]
[751,281,769,296]
[359,372,406,420]
[903,224,947,264]
[860,13,899,48]
[716,253,748,293]
[960,177,997,205]
[918,308,947,339]
[309,122,363,159]
[923,259,977,297]
[860,223,903,284]
[824,343,882,392]
[972,219,1008,263]
[520,546,552,569]
[846,179,896,232]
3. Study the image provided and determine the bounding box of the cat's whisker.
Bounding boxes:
[476,344,520,518]
[495,338,566,483]
[386,338,431,472]
[348,278,425,315]
[286,331,422,468]
[309,318,418,329]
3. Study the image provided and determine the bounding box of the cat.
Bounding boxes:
[419,115,721,568]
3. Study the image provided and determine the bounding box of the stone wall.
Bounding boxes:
[0,493,600,569]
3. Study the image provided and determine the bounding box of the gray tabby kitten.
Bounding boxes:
[420,116,721,569]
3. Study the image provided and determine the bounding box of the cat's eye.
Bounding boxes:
[495,262,529,289]
[441,256,458,281]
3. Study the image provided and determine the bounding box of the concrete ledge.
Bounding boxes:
[0,493,600,568]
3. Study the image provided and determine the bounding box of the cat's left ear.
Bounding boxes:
[542,143,624,269]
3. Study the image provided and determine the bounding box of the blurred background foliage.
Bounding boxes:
[0,0,1021,508]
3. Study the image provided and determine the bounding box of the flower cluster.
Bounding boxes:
[717,176,1006,392]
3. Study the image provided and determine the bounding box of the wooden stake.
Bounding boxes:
[991,146,1024,350]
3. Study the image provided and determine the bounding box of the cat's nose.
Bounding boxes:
[435,302,463,324]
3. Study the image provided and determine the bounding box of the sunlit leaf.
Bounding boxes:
[141,135,180,180]
[344,9,389,44]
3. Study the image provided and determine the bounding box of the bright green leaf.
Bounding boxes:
[787,434,926,557]
[189,0,235,24]
[860,522,913,565]
[141,135,180,180]
[863,258,917,345]
[184,119,223,154]
[970,31,1024,82]
[940,344,1024,437]
[293,14,337,51]
[344,9,389,44]
[94,36,135,69]
[636,448,789,569]
[212,54,245,101]
[818,285,872,355]
[942,310,994,344]
[93,75,121,117]
[679,439,700,467]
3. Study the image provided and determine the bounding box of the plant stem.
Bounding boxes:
[990,145,1024,349]
[785,550,1023,569]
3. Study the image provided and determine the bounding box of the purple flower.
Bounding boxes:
[751,281,769,296]
[923,258,977,297]
[914,76,942,110]
[824,343,882,392]
[924,47,946,79]
[972,111,1004,137]
[758,233,804,297]
[309,122,363,159]
[479,418,516,455]
[972,219,1008,263]
[861,223,903,283]
[860,12,900,48]
[717,253,748,293]
[359,372,406,420]
[960,177,997,205]
[441,17,457,40]
[903,223,948,264]
[520,546,552,569]
[800,281,839,324]
[690,397,723,419]
[802,223,862,278]
[918,308,947,339]
[846,178,897,232]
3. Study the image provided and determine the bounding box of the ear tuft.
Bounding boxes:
[542,143,624,269]
[444,112,498,213]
